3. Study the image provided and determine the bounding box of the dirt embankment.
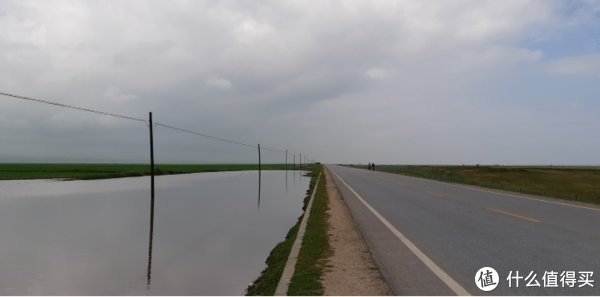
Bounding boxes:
[321,169,391,295]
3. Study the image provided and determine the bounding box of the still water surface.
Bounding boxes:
[0,170,309,295]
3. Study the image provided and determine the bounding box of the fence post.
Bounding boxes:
[258,144,261,172]
[149,112,155,200]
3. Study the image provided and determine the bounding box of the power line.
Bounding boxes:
[0,91,146,123]
[262,146,286,153]
[154,122,256,149]
[1,90,291,155]
[155,122,287,153]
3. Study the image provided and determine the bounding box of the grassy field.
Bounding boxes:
[0,163,301,180]
[347,165,600,205]
[246,165,330,296]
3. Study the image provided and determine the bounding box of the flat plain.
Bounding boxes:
[0,163,294,180]
[348,165,600,205]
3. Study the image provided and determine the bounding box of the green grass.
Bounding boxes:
[245,221,301,296]
[287,166,331,295]
[347,164,600,205]
[0,163,300,180]
[246,166,329,296]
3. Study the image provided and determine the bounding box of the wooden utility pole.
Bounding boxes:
[147,111,155,288]
[258,144,261,172]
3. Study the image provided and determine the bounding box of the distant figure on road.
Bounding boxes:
[372,163,375,171]
[368,163,372,171]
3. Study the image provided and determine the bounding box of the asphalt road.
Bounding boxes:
[326,165,600,295]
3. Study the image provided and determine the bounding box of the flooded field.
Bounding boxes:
[0,170,309,295]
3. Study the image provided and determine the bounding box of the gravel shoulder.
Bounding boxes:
[321,168,391,296]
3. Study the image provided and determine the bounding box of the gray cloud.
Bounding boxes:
[1,0,599,165]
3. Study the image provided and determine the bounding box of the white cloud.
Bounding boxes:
[234,19,275,43]
[365,68,388,80]
[102,86,137,104]
[0,13,46,45]
[0,1,598,164]
[545,53,600,76]
[205,76,233,90]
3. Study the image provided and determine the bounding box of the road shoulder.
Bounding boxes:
[321,168,391,295]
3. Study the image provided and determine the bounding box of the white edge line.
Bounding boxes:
[331,170,471,296]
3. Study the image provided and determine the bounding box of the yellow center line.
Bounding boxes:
[426,191,444,198]
[485,207,541,224]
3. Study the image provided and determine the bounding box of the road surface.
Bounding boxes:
[326,165,600,295]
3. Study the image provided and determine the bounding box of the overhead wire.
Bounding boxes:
[153,122,256,149]
[262,146,286,153]
[0,91,146,123]
[1,91,293,155]
[154,122,287,153]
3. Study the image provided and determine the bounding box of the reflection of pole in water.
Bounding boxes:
[285,149,288,194]
[258,144,262,210]
[257,170,262,211]
[146,190,155,289]
[285,170,288,194]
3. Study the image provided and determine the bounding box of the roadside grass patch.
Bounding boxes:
[287,166,331,295]
[245,223,301,296]
[347,165,600,205]
[246,165,321,296]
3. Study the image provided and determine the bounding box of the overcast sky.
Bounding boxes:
[1,0,599,165]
